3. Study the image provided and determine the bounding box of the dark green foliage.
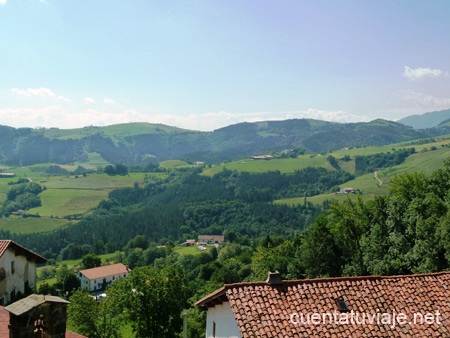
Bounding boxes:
[81,253,102,269]
[2,182,43,215]
[45,165,69,175]
[55,266,80,296]
[301,159,450,277]
[108,265,188,338]
[354,148,415,175]
[327,155,341,170]
[104,164,128,176]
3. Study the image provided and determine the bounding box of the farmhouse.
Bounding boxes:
[180,239,196,246]
[0,240,47,306]
[196,271,450,337]
[251,155,273,160]
[198,235,224,245]
[77,263,130,292]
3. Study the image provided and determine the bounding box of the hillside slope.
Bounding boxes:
[0,118,439,165]
[397,109,450,129]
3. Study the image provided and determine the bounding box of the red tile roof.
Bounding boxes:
[0,306,86,338]
[79,263,130,280]
[0,306,8,338]
[196,271,450,337]
[0,240,47,264]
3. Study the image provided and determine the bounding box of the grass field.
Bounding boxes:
[275,145,450,206]
[0,171,165,232]
[173,245,212,256]
[25,172,161,218]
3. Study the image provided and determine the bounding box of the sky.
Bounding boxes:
[1,0,450,131]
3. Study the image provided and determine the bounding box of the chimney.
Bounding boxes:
[5,294,70,338]
[266,270,283,286]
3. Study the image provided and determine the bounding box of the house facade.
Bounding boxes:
[197,235,224,245]
[77,263,130,292]
[0,240,47,306]
[196,271,450,337]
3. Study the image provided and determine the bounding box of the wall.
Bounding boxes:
[79,272,129,292]
[205,301,241,338]
[0,249,36,305]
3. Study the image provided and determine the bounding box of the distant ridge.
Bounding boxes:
[397,109,450,129]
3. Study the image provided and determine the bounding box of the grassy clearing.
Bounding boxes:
[159,160,196,169]
[0,217,72,234]
[173,245,212,256]
[29,189,109,217]
[26,173,151,218]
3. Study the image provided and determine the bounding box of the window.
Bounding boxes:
[336,298,349,312]
[212,321,216,337]
[11,261,15,274]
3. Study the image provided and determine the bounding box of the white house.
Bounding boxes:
[77,263,130,292]
[0,240,47,306]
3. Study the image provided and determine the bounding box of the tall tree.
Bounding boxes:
[68,290,123,338]
[108,265,188,338]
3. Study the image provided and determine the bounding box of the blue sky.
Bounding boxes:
[1,0,450,130]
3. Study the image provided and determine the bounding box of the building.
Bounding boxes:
[196,271,450,337]
[197,235,224,245]
[0,294,86,338]
[0,240,47,306]
[77,263,130,292]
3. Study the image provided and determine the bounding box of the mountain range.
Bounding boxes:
[1,109,450,166]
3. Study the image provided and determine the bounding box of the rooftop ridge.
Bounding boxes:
[221,270,450,289]
[196,270,450,308]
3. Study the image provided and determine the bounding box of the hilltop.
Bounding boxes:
[0,118,440,166]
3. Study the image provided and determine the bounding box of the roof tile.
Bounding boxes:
[197,272,450,337]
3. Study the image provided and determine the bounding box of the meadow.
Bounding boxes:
[0,167,165,232]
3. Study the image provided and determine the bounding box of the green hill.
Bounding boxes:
[0,118,442,166]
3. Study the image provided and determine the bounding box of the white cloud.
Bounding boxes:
[399,90,450,110]
[0,0,7,5]
[0,107,150,129]
[0,106,369,131]
[104,98,116,105]
[11,87,71,102]
[144,109,371,131]
[84,97,96,104]
[402,66,447,80]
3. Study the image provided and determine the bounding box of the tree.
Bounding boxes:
[108,265,188,337]
[301,214,343,278]
[82,253,102,269]
[68,289,123,338]
[104,165,115,176]
[55,266,80,296]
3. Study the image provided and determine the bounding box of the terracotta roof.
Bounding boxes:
[0,240,47,264]
[0,306,86,338]
[79,263,130,280]
[0,306,8,338]
[196,271,450,337]
[66,330,88,338]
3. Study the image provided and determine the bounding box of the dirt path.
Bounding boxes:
[374,171,382,185]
